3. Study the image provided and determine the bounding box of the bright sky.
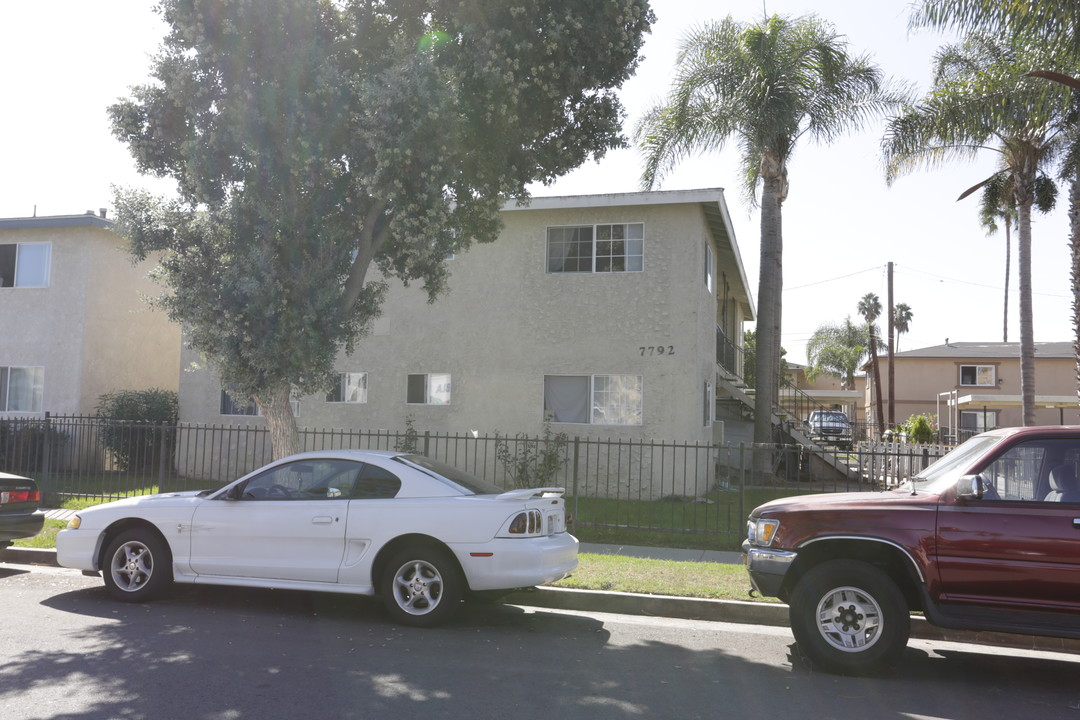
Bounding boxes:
[0,0,1072,366]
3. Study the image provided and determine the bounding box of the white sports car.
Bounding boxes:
[56,449,578,626]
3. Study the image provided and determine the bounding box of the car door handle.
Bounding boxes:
[312,516,335,525]
[1073,518,1080,529]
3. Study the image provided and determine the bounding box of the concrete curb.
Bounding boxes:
[6,546,1079,656]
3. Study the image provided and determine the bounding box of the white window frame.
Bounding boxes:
[546,223,644,274]
[326,372,368,404]
[0,242,51,288]
[704,380,714,426]
[0,366,45,413]
[543,374,643,426]
[407,373,451,405]
[959,364,996,387]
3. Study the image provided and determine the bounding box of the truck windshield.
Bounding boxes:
[907,434,1001,492]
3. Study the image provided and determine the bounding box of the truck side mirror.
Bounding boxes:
[956,474,984,500]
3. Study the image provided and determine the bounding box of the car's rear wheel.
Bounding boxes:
[788,559,909,674]
[380,547,464,627]
[102,528,173,603]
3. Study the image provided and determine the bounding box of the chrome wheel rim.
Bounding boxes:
[815,585,883,652]
[391,559,444,616]
[110,540,154,593]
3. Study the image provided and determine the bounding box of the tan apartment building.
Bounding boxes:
[0,212,180,417]
[869,341,1078,440]
[177,189,756,458]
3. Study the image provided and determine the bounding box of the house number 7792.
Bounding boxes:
[640,346,675,356]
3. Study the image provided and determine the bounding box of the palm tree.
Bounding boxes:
[882,31,1071,425]
[636,14,905,451]
[893,302,913,351]
[976,171,1057,342]
[858,293,886,436]
[805,317,869,390]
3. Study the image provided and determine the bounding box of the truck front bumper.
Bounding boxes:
[742,541,797,598]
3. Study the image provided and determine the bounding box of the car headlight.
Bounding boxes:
[66,515,82,530]
[746,517,779,547]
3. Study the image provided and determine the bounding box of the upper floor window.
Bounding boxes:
[0,366,44,413]
[0,243,51,288]
[960,364,996,387]
[326,372,368,403]
[407,373,451,405]
[544,374,642,425]
[546,223,644,274]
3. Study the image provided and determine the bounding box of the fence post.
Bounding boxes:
[423,430,431,457]
[157,421,168,490]
[571,436,580,530]
[737,442,746,531]
[41,412,52,494]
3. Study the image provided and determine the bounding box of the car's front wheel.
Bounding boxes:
[102,528,173,603]
[380,547,464,627]
[788,559,909,674]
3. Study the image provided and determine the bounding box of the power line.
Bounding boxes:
[784,266,881,291]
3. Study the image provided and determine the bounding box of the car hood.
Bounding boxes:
[80,490,207,514]
[751,488,936,517]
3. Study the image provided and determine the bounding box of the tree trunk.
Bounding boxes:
[1017,199,1035,425]
[753,173,784,464]
[257,382,301,460]
[1003,216,1011,343]
[869,333,885,438]
[1070,174,1080,407]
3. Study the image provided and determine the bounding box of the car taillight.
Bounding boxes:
[1,489,39,504]
[508,509,543,535]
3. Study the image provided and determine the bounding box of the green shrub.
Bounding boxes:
[495,428,570,489]
[0,420,66,474]
[899,413,936,444]
[96,389,179,472]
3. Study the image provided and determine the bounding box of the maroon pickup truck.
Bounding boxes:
[744,425,1080,674]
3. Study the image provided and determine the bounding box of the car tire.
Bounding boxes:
[380,546,464,627]
[788,559,909,675]
[102,528,173,603]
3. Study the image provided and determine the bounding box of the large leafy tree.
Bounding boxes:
[883,31,1071,425]
[857,293,886,435]
[634,14,905,450]
[111,0,653,458]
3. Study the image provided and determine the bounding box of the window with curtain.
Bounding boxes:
[0,366,44,412]
[544,374,642,425]
[326,372,368,403]
[546,224,643,274]
[0,243,51,288]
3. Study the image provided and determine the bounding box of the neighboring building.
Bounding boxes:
[869,341,1078,440]
[178,189,756,458]
[0,212,180,417]
[781,363,865,427]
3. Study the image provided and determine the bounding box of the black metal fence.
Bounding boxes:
[1,414,951,549]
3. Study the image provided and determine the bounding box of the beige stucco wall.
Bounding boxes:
[868,352,1079,432]
[178,197,748,451]
[0,222,180,416]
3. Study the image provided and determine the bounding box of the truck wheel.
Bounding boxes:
[788,559,909,674]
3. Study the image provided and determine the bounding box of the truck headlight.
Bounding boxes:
[747,518,779,547]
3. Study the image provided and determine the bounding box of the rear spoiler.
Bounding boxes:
[495,487,565,501]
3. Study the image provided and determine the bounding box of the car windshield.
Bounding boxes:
[396,454,505,495]
[814,412,848,423]
[906,434,1002,493]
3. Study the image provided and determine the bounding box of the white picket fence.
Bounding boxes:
[854,440,952,486]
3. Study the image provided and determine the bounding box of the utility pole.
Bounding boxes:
[887,261,895,428]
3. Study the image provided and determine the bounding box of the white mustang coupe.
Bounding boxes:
[56,450,578,626]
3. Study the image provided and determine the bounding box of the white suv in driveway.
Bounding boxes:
[806,410,853,450]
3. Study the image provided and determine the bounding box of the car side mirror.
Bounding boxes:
[225,484,245,501]
[956,474,984,500]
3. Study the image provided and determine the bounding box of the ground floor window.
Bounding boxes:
[960,410,997,433]
[220,388,300,416]
[407,373,451,405]
[544,374,642,425]
[0,366,44,412]
[326,372,368,403]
